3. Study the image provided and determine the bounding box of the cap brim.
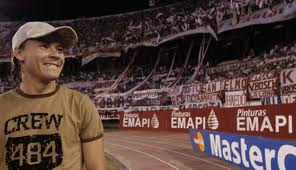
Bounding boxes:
[30,26,78,48]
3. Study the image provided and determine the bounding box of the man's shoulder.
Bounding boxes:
[59,85,90,99]
[58,85,95,109]
[0,89,18,107]
[0,88,17,100]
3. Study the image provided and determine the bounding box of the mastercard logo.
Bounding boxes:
[194,132,205,152]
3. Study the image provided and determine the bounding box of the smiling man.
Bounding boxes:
[0,22,105,170]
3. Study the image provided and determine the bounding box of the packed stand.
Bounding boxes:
[1,0,292,59]
[206,40,296,82]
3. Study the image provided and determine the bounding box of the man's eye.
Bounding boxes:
[57,47,64,52]
[40,44,48,49]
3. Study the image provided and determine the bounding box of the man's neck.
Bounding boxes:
[20,78,57,95]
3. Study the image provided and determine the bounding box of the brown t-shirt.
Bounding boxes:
[0,85,103,170]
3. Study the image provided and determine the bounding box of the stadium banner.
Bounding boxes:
[265,55,296,65]
[261,96,281,105]
[179,101,222,109]
[189,129,296,170]
[132,89,164,100]
[119,103,296,140]
[171,93,221,105]
[281,94,296,104]
[181,84,203,95]
[170,78,247,105]
[250,89,277,99]
[97,92,128,98]
[218,1,296,33]
[207,55,295,76]
[96,90,168,109]
[167,86,183,96]
[179,77,248,94]
[120,110,169,130]
[280,68,296,86]
[98,105,173,112]
[129,105,173,112]
[249,71,277,82]
[96,95,133,109]
[248,78,278,99]
[169,109,220,132]
[225,90,247,108]
[131,97,162,107]
[219,78,248,91]
[280,68,296,95]
[170,95,185,105]
[197,82,220,93]
[207,59,260,74]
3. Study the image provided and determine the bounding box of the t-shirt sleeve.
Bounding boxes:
[79,95,104,143]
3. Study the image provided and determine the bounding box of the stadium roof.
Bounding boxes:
[0,0,150,21]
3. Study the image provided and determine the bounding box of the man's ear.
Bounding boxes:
[13,48,24,62]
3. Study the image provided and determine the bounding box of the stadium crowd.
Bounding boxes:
[206,40,296,82]
[0,39,293,117]
[0,0,295,117]
[45,40,296,103]
[1,0,292,58]
[0,36,295,105]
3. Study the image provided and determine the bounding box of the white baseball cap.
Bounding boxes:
[12,21,78,52]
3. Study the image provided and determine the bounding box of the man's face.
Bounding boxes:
[18,37,65,83]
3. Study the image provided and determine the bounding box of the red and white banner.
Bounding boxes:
[249,71,276,81]
[129,106,173,112]
[169,77,247,97]
[132,89,165,100]
[179,101,222,109]
[281,94,296,104]
[281,68,296,86]
[166,86,182,96]
[96,95,133,109]
[219,77,248,91]
[192,77,248,93]
[225,90,247,107]
[171,93,221,105]
[181,84,203,95]
[207,59,259,74]
[280,68,296,95]
[248,78,278,99]
[218,1,296,33]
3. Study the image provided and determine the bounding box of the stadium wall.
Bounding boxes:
[119,103,296,141]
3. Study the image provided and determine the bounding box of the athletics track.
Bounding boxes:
[105,130,241,170]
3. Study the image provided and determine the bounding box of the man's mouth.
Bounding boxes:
[44,63,60,69]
